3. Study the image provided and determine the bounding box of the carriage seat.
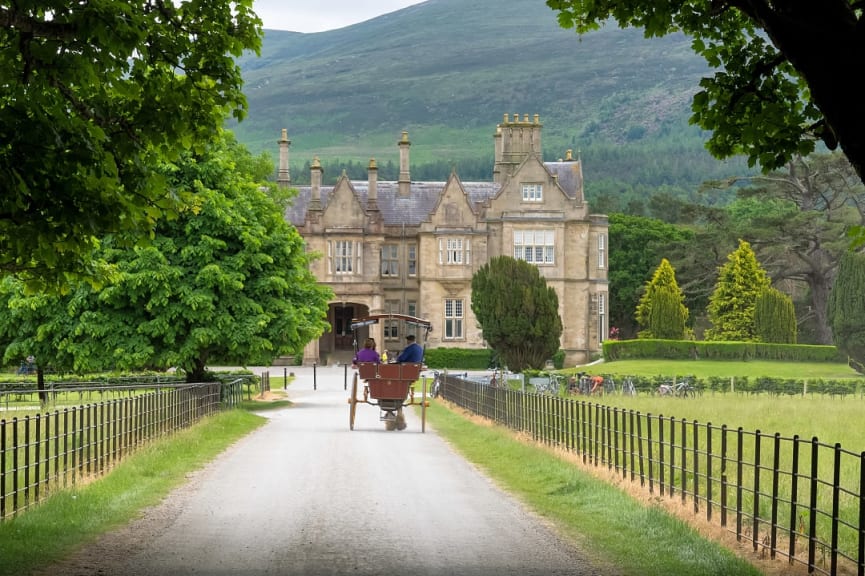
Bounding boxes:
[356,362,423,382]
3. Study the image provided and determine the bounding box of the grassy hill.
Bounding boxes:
[231,0,753,195]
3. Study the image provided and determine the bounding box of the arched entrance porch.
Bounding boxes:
[319,302,371,365]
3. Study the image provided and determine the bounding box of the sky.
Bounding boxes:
[253,1,426,33]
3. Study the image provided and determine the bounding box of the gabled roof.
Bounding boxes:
[285,181,500,227]
[283,160,582,227]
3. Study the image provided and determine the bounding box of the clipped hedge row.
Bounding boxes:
[423,347,493,370]
[578,374,861,397]
[603,339,845,363]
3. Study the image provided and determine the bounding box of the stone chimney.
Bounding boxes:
[493,124,503,183]
[308,156,322,211]
[493,113,543,180]
[277,128,291,187]
[367,158,378,210]
[398,130,411,198]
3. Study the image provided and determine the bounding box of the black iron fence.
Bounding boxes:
[0,380,244,520]
[439,374,865,576]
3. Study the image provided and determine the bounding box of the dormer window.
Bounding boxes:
[522,183,543,202]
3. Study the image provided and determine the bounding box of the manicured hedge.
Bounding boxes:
[603,339,845,362]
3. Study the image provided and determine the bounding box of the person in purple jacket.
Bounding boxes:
[353,338,381,364]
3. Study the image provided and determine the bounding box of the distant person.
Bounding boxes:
[353,338,381,364]
[380,349,388,363]
[396,334,423,363]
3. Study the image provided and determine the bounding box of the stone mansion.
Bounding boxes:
[277,114,609,366]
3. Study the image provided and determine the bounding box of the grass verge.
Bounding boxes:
[423,400,768,576]
[0,409,266,576]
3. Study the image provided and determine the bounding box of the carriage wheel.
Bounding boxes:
[349,374,359,430]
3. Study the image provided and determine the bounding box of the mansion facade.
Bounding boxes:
[277,114,609,366]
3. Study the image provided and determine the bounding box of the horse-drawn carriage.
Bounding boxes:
[347,313,432,432]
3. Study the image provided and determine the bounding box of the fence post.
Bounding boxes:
[831,444,842,575]
[752,430,762,552]
[857,452,865,576]
[808,437,819,572]
[788,435,801,565]
[770,433,781,560]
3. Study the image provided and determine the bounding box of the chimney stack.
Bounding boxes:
[398,131,411,197]
[309,156,322,210]
[277,129,291,187]
[367,158,378,210]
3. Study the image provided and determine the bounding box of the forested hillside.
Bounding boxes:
[230,0,755,205]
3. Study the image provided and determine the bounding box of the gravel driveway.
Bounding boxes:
[36,365,611,576]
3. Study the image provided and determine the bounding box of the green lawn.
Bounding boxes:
[566,358,861,380]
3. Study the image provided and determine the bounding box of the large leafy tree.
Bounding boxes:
[828,250,865,374]
[471,256,562,372]
[0,134,332,381]
[0,2,262,290]
[712,153,865,344]
[705,239,771,341]
[546,2,865,193]
[635,258,689,340]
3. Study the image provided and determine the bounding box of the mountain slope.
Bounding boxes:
[231,0,743,193]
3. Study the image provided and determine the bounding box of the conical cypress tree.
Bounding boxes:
[828,250,865,373]
[648,286,687,340]
[635,258,688,339]
[706,239,771,341]
[754,287,797,343]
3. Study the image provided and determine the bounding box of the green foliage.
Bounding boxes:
[603,339,843,363]
[546,1,865,185]
[754,287,797,344]
[471,256,563,372]
[705,239,771,341]
[715,153,864,345]
[0,2,263,291]
[608,215,693,337]
[828,250,865,374]
[635,258,689,339]
[423,348,493,370]
[0,134,332,382]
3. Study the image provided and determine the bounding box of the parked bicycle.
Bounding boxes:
[620,376,636,396]
[430,370,442,398]
[657,377,697,398]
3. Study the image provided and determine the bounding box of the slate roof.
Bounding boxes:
[284,161,582,227]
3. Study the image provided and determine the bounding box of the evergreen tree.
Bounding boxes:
[635,258,688,339]
[705,239,771,341]
[648,287,687,340]
[471,256,562,372]
[754,287,798,344]
[827,250,865,374]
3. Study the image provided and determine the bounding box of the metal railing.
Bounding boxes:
[438,374,865,576]
[1,380,243,520]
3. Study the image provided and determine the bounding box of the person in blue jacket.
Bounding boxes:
[396,333,423,363]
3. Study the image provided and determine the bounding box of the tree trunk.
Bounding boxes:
[808,274,834,345]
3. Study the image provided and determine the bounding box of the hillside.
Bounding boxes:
[231,0,752,197]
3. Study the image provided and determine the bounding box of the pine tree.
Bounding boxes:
[754,287,797,343]
[705,239,771,341]
[635,258,688,339]
[827,250,865,374]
